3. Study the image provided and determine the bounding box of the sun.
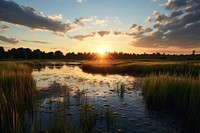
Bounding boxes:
[98,49,106,55]
[94,45,114,60]
[96,46,107,55]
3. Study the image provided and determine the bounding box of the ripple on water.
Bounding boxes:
[31,63,185,133]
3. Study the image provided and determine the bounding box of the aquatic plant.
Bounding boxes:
[143,74,200,132]
[115,82,126,98]
[0,62,36,133]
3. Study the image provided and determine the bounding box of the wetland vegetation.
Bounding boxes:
[0,59,200,133]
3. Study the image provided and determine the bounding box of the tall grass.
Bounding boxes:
[81,61,200,76]
[0,62,36,133]
[143,74,200,132]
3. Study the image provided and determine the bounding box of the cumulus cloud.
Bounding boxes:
[0,25,9,30]
[129,24,153,38]
[48,14,62,20]
[129,24,137,29]
[0,0,79,33]
[145,16,152,24]
[0,35,19,44]
[69,32,95,41]
[132,0,200,48]
[97,31,110,37]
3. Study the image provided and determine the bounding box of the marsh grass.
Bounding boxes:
[143,74,200,132]
[0,62,36,133]
[81,60,200,76]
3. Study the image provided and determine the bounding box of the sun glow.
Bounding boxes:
[93,45,114,60]
[96,45,108,55]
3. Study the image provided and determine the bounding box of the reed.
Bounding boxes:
[81,60,200,76]
[143,74,200,132]
[0,62,36,133]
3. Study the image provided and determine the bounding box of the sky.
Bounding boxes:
[0,0,200,54]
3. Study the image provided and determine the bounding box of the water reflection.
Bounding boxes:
[31,62,184,133]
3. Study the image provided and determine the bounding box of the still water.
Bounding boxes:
[31,62,184,133]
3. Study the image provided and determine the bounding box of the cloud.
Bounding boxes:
[79,17,93,22]
[152,0,157,3]
[129,24,137,29]
[113,31,122,35]
[48,14,62,20]
[129,24,153,37]
[53,32,66,37]
[69,32,95,41]
[0,0,78,33]
[0,25,9,30]
[76,0,87,3]
[145,16,152,24]
[0,35,19,44]
[22,40,51,44]
[94,19,107,25]
[131,0,200,48]
[97,31,110,37]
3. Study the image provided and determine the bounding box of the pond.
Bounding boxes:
[30,62,184,133]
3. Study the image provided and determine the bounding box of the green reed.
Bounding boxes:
[82,60,200,76]
[143,74,200,132]
[0,62,36,133]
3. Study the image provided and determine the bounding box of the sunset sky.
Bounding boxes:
[0,0,200,54]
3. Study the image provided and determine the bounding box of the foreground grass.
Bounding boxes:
[143,74,200,132]
[82,60,200,76]
[0,62,36,133]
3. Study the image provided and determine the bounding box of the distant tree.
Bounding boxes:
[192,50,195,55]
[0,47,5,59]
[55,50,64,59]
[32,49,42,59]
[46,52,54,59]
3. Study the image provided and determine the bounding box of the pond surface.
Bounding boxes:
[31,62,184,133]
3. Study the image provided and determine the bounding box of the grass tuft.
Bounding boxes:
[143,74,200,132]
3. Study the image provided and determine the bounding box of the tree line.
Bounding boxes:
[0,46,199,60]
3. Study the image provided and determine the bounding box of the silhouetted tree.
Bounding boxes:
[192,50,195,55]
[55,50,64,59]
[46,52,54,59]
[0,46,200,60]
[0,47,4,59]
[32,49,42,59]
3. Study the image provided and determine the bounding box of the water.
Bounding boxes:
[31,62,184,133]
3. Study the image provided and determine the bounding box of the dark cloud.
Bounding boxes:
[22,40,51,44]
[170,10,183,18]
[0,0,82,33]
[132,0,200,48]
[69,32,95,41]
[0,25,9,30]
[128,24,153,38]
[113,31,122,35]
[97,31,110,37]
[0,35,19,44]
[129,24,137,29]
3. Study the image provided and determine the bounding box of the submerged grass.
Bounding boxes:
[0,62,36,133]
[143,74,200,132]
